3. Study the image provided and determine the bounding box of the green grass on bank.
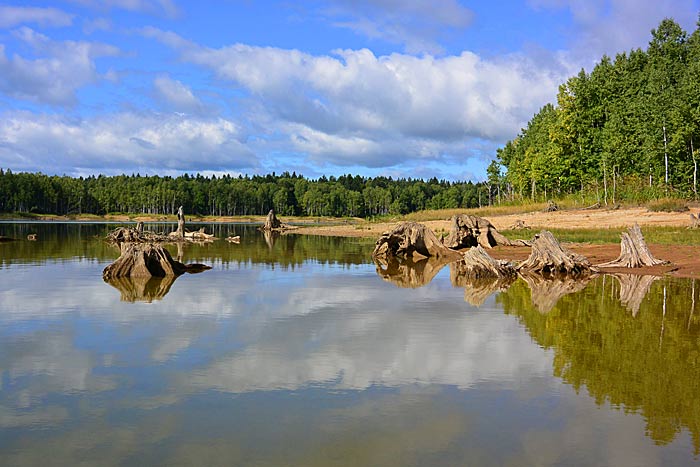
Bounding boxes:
[500,226,700,246]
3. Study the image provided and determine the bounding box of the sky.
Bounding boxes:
[0,1,698,181]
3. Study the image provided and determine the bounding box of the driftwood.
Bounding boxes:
[613,274,659,317]
[520,273,591,313]
[443,214,526,249]
[580,202,601,211]
[518,230,591,276]
[374,255,448,288]
[373,222,462,260]
[27,234,37,241]
[226,235,241,243]
[102,242,211,280]
[597,224,667,268]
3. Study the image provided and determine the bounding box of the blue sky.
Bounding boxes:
[0,1,698,181]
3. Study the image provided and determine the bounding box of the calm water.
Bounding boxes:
[1,222,700,466]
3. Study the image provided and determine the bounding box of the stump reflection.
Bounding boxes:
[104,274,178,302]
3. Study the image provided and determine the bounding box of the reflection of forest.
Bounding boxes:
[498,276,700,453]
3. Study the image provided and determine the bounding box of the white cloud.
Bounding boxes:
[318,0,474,54]
[0,27,119,106]
[0,111,258,175]
[0,5,74,28]
[143,30,568,167]
[153,75,204,113]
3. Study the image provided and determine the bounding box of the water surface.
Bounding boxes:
[1,222,699,466]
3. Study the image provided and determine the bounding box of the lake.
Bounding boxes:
[1,222,699,466]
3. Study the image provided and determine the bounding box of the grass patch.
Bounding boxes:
[500,226,700,245]
[646,198,689,212]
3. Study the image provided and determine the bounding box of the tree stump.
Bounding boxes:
[543,200,559,212]
[260,209,283,231]
[102,242,211,279]
[690,213,700,229]
[373,222,462,260]
[597,224,667,268]
[518,230,591,275]
[453,245,516,279]
[443,214,525,249]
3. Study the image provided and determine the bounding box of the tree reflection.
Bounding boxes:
[498,277,700,453]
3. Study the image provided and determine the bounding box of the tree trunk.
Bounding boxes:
[596,224,668,268]
[175,205,185,238]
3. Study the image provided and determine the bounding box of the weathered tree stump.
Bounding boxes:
[509,219,529,230]
[102,242,211,279]
[27,234,37,241]
[543,200,559,212]
[518,230,591,275]
[373,222,462,260]
[260,209,284,231]
[597,224,667,268]
[690,213,700,229]
[453,245,517,279]
[613,274,659,317]
[443,214,524,249]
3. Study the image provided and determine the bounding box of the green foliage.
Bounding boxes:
[498,19,700,203]
[0,171,489,219]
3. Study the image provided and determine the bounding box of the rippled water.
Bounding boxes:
[1,222,699,466]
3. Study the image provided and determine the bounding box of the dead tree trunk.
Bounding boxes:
[518,230,591,275]
[373,222,462,260]
[174,205,185,238]
[597,224,667,268]
[690,213,700,229]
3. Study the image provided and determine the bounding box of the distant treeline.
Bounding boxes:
[496,18,700,203]
[0,169,491,217]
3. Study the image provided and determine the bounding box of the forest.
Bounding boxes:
[0,169,490,218]
[496,18,700,204]
[3,18,699,218]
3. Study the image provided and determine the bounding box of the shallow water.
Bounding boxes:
[1,222,699,466]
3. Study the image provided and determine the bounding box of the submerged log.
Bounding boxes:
[373,222,462,260]
[597,224,667,268]
[102,242,211,280]
[0,236,16,243]
[443,214,526,249]
[518,230,591,275]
